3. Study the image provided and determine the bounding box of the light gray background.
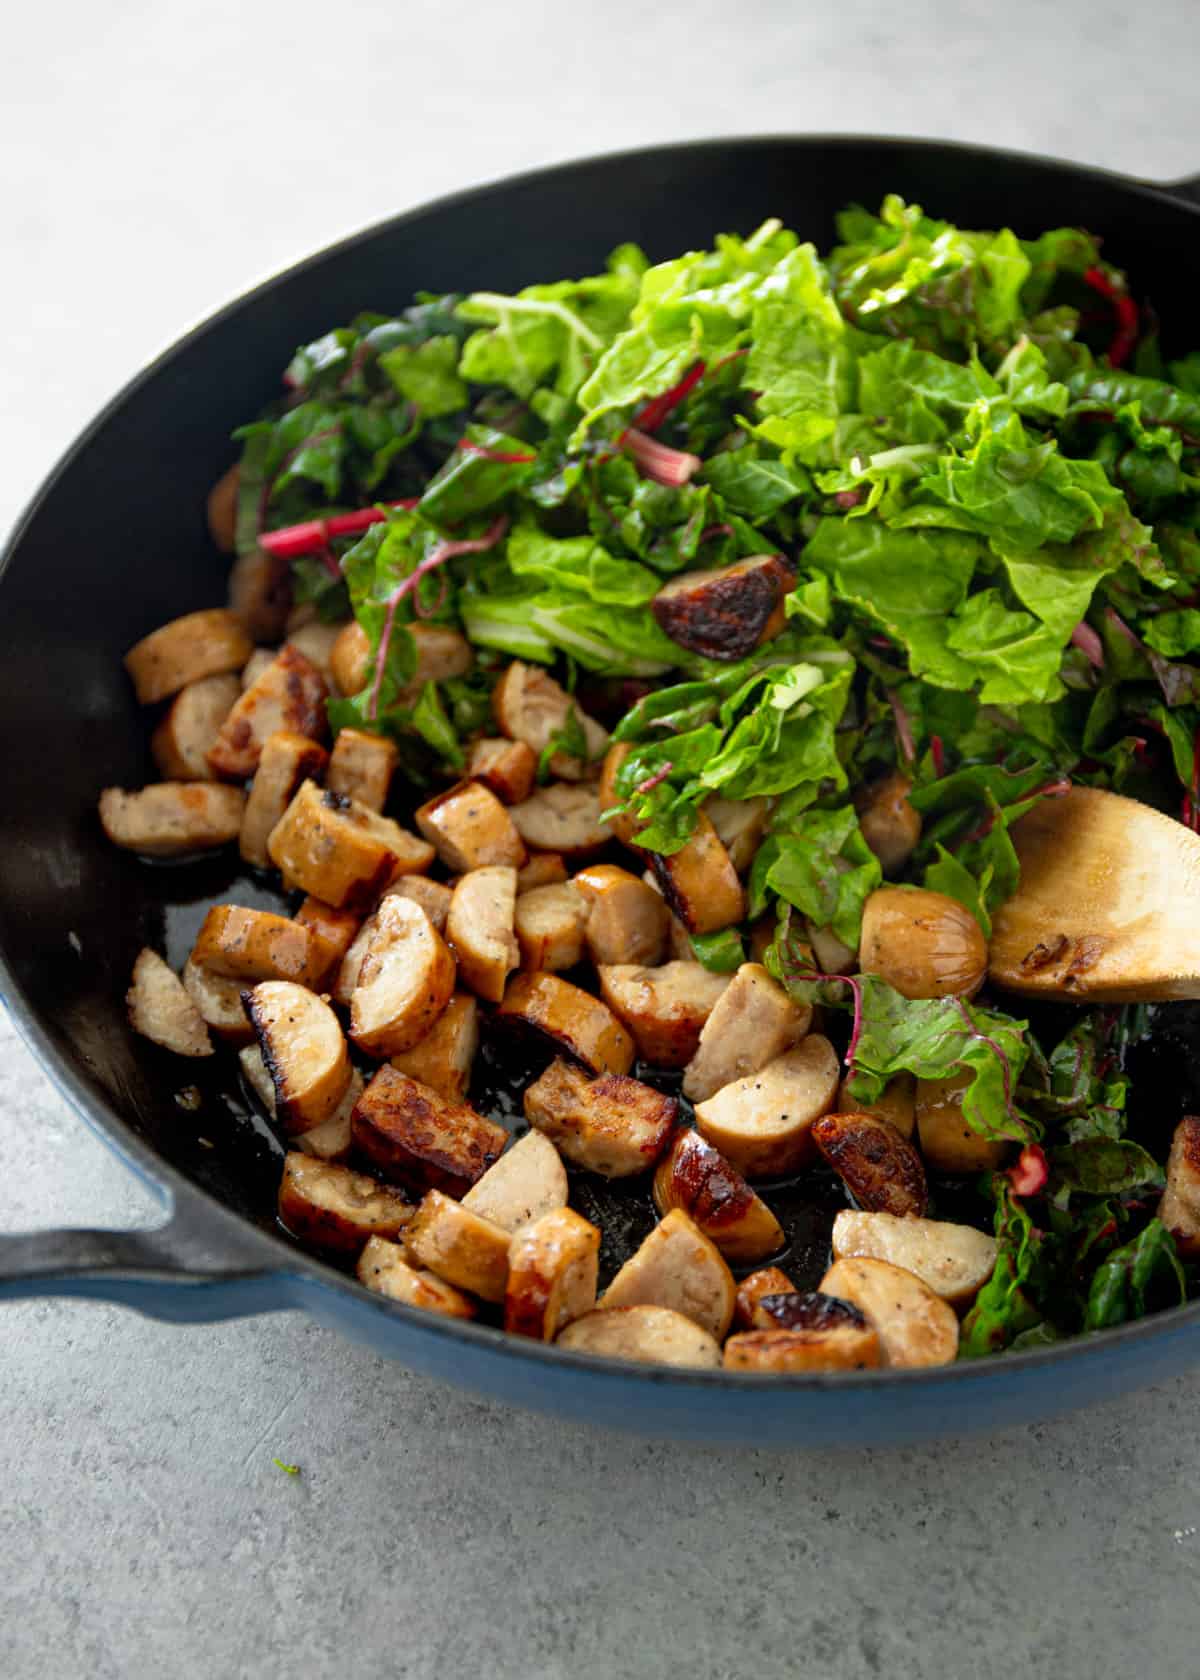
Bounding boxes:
[4,3,1200,1675]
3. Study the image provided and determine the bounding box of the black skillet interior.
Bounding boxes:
[4,135,1200,1305]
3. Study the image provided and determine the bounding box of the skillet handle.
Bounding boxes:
[1159,173,1200,208]
[0,1199,289,1322]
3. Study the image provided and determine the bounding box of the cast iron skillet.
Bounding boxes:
[4,136,1200,1447]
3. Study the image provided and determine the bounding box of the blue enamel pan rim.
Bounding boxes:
[2,131,1199,1403]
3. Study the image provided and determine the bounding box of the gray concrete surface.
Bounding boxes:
[4,2,1200,1674]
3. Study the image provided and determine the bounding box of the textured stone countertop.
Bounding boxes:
[4,2,1200,1674]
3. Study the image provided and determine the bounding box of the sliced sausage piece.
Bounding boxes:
[99,783,245,857]
[351,1066,508,1197]
[245,981,351,1131]
[496,973,634,1076]
[733,1265,796,1331]
[647,812,745,935]
[505,1207,601,1340]
[333,913,379,1008]
[183,957,255,1044]
[328,621,472,700]
[831,1210,998,1308]
[126,948,212,1057]
[295,1071,364,1162]
[150,673,241,781]
[724,1322,881,1372]
[491,661,608,779]
[601,1208,736,1340]
[326,727,398,812]
[693,1036,840,1178]
[285,621,343,687]
[207,645,328,780]
[514,882,589,971]
[124,608,254,705]
[517,852,568,892]
[557,1305,722,1369]
[812,1111,929,1219]
[356,1235,476,1318]
[650,554,793,661]
[915,1073,1010,1173]
[267,779,434,909]
[509,782,609,858]
[854,772,922,876]
[597,742,644,851]
[1158,1115,1200,1260]
[349,895,456,1058]
[467,737,537,805]
[229,547,291,643]
[652,1127,784,1263]
[703,795,770,874]
[819,1255,960,1368]
[573,864,668,968]
[524,1058,676,1178]
[389,993,480,1103]
[461,1131,568,1232]
[404,1189,511,1302]
[191,904,326,988]
[445,865,519,1003]
[293,896,362,986]
[241,1047,362,1158]
[384,875,454,933]
[239,730,330,868]
[837,1071,917,1141]
[278,1153,413,1255]
[330,621,371,698]
[681,962,810,1102]
[597,961,731,1068]
[240,647,276,691]
[415,779,526,871]
[206,463,239,552]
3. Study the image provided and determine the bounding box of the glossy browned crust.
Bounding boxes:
[646,811,744,935]
[723,1324,881,1372]
[207,645,328,780]
[496,972,635,1075]
[191,904,325,987]
[650,555,793,661]
[811,1111,929,1218]
[752,1290,868,1333]
[467,737,538,805]
[652,1128,783,1263]
[351,1066,507,1197]
[524,1058,677,1177]
[277,1154,413,1255]
[733,1266,796,1331]
[415,779,526,871]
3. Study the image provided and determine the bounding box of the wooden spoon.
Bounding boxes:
[988,785,1200,1002]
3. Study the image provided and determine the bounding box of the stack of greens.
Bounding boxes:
[230,195,1200,1354]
